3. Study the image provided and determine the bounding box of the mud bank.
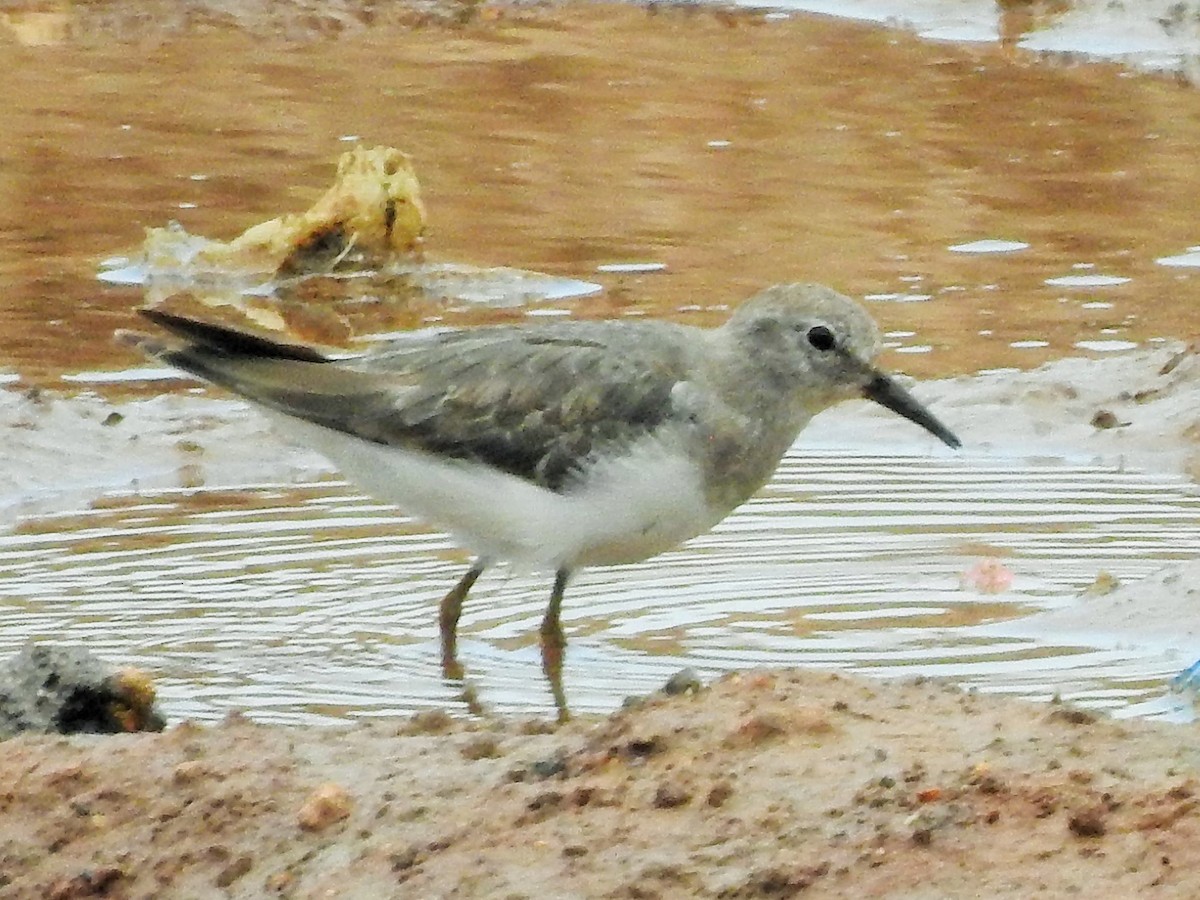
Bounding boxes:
[4,668,1200,898]
[5,341,1196,522]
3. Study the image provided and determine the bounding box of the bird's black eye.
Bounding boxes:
[806,325,836,352]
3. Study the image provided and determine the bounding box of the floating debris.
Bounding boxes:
[959,559,1013,594]
[101,148,603,337]
[148,145,424,278]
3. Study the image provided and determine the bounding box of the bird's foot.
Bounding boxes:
[539,630,570,723]
[440,633,465,682]
[543,660,570,723]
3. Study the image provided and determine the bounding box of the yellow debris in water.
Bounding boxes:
[142,145,425,279]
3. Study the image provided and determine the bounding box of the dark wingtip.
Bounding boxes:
[136,308,329,363]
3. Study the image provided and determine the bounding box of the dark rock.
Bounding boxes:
[661,667,702,696]
[0,644,165,739]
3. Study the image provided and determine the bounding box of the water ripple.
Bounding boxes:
[0,451,1196,724]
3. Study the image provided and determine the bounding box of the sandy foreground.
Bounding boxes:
[4,671,1200,899]
[0,343,1198,897]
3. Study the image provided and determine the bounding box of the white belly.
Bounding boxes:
[269,414,719,571]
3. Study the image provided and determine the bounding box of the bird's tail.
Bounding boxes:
[117,308,329,363]
[115,307,348,404]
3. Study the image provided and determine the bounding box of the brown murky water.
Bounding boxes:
[1,1,1199,723]
[1,0,1198,386]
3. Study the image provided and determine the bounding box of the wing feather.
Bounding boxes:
[132,314,694,492]
[347,323,690,490]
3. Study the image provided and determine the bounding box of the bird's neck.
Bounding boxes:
[692,333,827,514]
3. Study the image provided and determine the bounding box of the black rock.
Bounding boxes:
[0,644,165,739]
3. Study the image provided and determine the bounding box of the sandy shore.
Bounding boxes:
[4,669,1200,898]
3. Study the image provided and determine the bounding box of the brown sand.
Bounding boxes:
[3,669,1200,898]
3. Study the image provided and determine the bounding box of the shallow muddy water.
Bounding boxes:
[1,1,1199,384]
[2,451,1197,724]
[1,1,1199,724]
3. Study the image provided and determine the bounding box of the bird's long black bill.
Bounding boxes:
[863,374,961,449]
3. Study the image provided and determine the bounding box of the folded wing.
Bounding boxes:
[124,309,693,492]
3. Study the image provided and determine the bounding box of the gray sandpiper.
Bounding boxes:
[117,282,960,684]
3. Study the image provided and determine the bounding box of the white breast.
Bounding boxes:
[268,414,718,571]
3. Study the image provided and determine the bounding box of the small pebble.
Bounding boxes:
[662,667,703,696]
[653,780,692,809]
[1091,409,1125,429]
[1069,809,1107,838]
[706,780,734,808]
[298,783,352,831]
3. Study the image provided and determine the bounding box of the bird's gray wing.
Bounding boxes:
[126,311,694,492]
